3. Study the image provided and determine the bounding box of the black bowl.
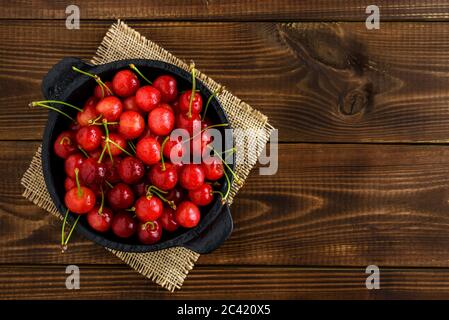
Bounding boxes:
[41,57,234,254]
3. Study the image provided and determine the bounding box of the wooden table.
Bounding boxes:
[3,1,449,299]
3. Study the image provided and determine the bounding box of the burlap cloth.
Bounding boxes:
[20,20,274,291]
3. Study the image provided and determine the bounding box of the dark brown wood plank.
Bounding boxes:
[5,141,449,267]
[1,1,449,21]
[3,21,449,142]
[2,265,449,299]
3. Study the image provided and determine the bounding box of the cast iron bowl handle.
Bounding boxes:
[183,204,233,254]
[42,57,93,100]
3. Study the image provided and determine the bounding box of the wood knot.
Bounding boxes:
[339,87,370,116]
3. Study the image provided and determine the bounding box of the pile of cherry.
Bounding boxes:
[33,63,234,249]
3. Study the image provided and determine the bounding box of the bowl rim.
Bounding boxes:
[41,58,234,252]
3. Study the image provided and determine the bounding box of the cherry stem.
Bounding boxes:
[212,190,226,203]
[59,136,71,145]
[223,147,237,161]
[160,136,169,171]
[35,100,82,112]
[126,207,135,212]
[146,185,168,195]
[187,61,196,118]
[146,185,176,209]
[108,139,133,157]
[105,180,113,189]
[78,146,89,158]
[207,145,241,184]
[128,141,136,153]
[72,66,112,97]
[102,120,114,163]
[97,143,108,163]
[61,208,69,246]
[61,209,80,252]
[143,221,156,230]
[64,215,80,247]
[202,87,224,121]
[98,187,104,215]
[182,123,229,145]
[222,169,232,204]
[129,64,152,85]
[88,114,107,126]
[74,168,83,198]
[30,102,75,122]
[187,61,196,119]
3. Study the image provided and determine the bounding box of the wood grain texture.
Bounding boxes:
[2,265,449,300]
[1,1,449,21]
[3,21,449,142]
[5,141,449,267]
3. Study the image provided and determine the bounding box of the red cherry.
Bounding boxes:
[104,157,122,183]
[88,148,102,160]
[69,122,81,131]
[65,186,96,214]
[107,123,119,132]
[172,161,184,174]
[87,207,113,232]
[84,96,98,108]
[159,103,174,112]
[160,207,179,232]
[153,75,178,103]
[163,136,186,164]
[64,153,84,179]
[148,163,178,191]
[118,111,145,140]
[79,157,107,185]
[102,133,127,156]
[111,212,137,238]
[123,96,141,113]
[148,106,175,136]
[64,177,76,191]
[176,112,201,135]
[135,195,163,222]
[179,164,205,190]
[136,136,161,165]
[135,85,161,112]
[88,182,103,198]
[112,70,140,97]
[202,158,224,180]
[94,81,113,99]
[76,125,102,151]
[96,96,123,122]
[107,183,135,209]
[172,100,180,113]
[166,186,185,205]
[133,181,147,197]
[175,201,200,228]
[188,183,214,206]
[77,104,99,127]
[54,131,77,159]
[137,220,162,244]
[138,126,152,139]
[201,117,212,130]
[118,156,145,184]
[179,90,203,114]
[191,129,214,157]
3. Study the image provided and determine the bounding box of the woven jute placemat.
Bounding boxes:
[21,20,274,291]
